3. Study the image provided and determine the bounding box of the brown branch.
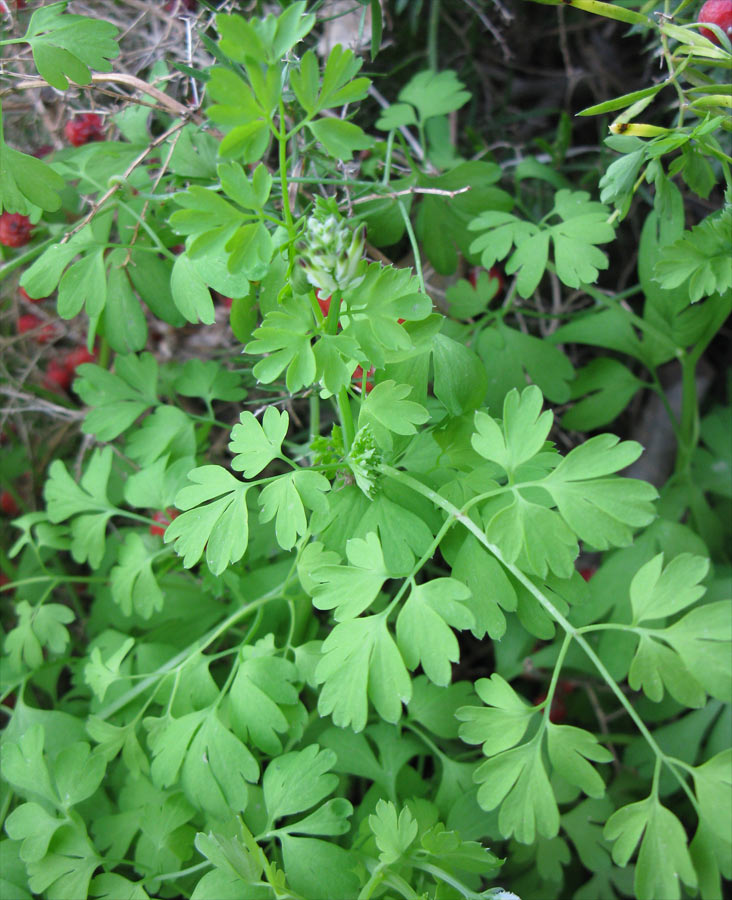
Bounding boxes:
[123,124,187,264]
[2,72,193,119]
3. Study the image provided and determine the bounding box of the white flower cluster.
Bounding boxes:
[299,212,365,294]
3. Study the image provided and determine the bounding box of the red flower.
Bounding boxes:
[150,509,179,536]
[0,213,33,248]
[0,491,19,517]
[699,0,732,42]
[17,314,55,344]
[64,113,105,147]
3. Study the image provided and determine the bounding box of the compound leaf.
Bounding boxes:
[604,797,697,900]
[258,470,330,551]
[472,385,553,476]
[654,207,732,303]
[229,638,303,756]
[396,578,474,686]
[0,139,65,215]
[692,750,732,845]
[456,673,536,755]
[358,381,430,451]
[398,70,470,122]
[181,712,259,819]
[309,532,389,620]
[263,744,339,823]
[473,739,559,844]
[229,407,289,478]
[659,601,732,703]
[315,615,411,732]
[247,296,316,391]
[546,724,613,798]
[23,2,119,90]
[165,466,250,574]
[368,800,418,864]
[4,601,74,671]
[629,552,709,624]
[110,533,164,618]
[174,359,246,404]
[74,353,159,441]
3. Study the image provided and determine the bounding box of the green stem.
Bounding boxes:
[338,386,355,451]
[0,235,56,283]
[1,575,107,592]
[427,0,440,70]
[95,582,286,721]
[380,463,700,810]
[278,99,295,236]
[309,393,321,452]
[382,131,395,186]
[547,262,679,357]
[397,200,426,293]
[539,632,572,731]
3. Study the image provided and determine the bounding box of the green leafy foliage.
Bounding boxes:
[625,553,731,706]
[654,206,732,302]
[604,796,697,900]
[0,118,65,214]
[469,189,615,296]
[164,466,250,575]
[73,354,159,441]
[471,387,657,577]
[376,69,471,130]
[21,2,119,90]
[2,2,730,898]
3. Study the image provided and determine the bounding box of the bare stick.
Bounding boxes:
[351,185,471,205]
[3,72,192,119]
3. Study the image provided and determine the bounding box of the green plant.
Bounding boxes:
[1,2,730,899]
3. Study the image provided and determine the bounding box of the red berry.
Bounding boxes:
[0,213,33,248]
[164,0,197,12]
[64,113,105,147]
[42,360,72,392]
[219,295,234,309]
[63,346,97,373]
[150,509,179,536]
[19,286,47,304]
[579,566,597,582]
[0,491,19,517]
[699,0,732,41]
[17,314,54,344]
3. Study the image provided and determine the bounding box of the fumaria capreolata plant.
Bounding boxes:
[0,1,730,898]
